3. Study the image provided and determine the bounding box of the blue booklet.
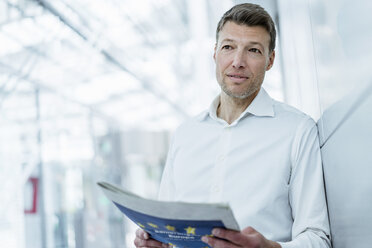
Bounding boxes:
[98,182,240,248]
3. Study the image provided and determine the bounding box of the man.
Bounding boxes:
[135,3,330,248]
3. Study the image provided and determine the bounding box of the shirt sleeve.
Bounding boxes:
[279,118,331,248]
[157,134,176,201]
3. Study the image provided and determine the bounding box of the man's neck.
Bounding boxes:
[217,90,259,124]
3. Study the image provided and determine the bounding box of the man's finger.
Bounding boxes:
[135,228,150,239]
[201,235,239,248]
[134,236,169,248]
[241,226,257,235]
[211,228,246,245]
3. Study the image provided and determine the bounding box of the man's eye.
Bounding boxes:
[249,48,261,53]
[222,45,232,50]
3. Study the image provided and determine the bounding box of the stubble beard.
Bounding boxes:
[218,79,261,100]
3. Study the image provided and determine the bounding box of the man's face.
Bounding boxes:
[214,21,275,100]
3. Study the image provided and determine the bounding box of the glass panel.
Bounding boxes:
[309,0,372,246]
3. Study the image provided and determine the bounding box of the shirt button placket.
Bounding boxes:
[209,125,232,202]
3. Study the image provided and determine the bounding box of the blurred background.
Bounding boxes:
[0,0,371,247]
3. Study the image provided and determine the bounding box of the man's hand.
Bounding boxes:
[201,226,281,248]
[134,228,171,248]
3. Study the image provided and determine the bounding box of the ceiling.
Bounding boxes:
[0,0,279,131]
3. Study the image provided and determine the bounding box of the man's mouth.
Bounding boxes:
[228,75,248,79]
[227,74,249,82]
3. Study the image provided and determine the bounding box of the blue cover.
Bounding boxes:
[113,201,226,248]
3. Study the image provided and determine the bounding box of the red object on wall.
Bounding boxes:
[24,177,38,214]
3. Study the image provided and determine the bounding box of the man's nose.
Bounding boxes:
[232,51,247,68]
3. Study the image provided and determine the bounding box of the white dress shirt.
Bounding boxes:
[158,88,331,247]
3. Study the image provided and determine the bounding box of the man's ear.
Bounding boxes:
[213,44,217,61]
[266,50,275,71]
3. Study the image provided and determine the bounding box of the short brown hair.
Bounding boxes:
[216,3,276,52]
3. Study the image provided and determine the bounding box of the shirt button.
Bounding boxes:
[211,185,220,193]
[218,155,225,162]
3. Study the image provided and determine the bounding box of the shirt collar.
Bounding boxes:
[245,88,275,117]
[197,88,275,122]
